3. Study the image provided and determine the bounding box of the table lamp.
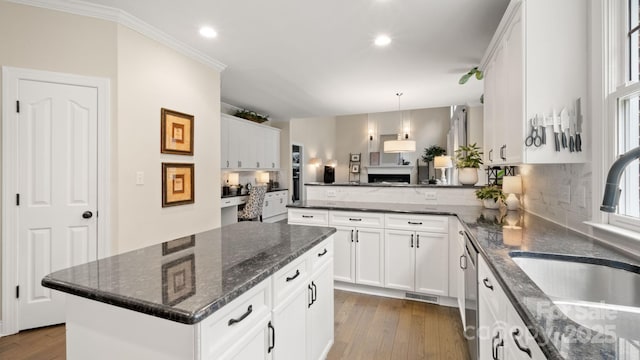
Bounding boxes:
[228,173,239,185]
[259,172,270,184]
[434,156,452,184]
[503,175,522,211]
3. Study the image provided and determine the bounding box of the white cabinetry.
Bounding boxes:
[384,214,449,296]
[481,0,587,165]
[263,190,288,222]
[221,114,281,170]
[329,211,385,287]
[478,256,546,360]
[288,209,329,226]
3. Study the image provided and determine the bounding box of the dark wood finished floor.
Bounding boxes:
[0,290,469,360]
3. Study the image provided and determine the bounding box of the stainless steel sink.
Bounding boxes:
[510,253,640,342]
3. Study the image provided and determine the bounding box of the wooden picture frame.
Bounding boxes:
[162,163,195,207]
[162,254,196,306]
[161,108,194,155]
[350,153,361,162]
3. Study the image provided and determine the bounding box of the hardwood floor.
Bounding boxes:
[0,290,469,360]
[327,290,470,360]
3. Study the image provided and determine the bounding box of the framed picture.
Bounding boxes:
[162,254,196,306]
[161,108,194,155]
[350,153,361,162]
[351,164,360,173]
[369,151,380,166]
[162,235,196,256]
[162,163,195,207]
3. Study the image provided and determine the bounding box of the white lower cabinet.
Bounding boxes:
[308,261,334,360]
[333,225,384,287]
[272,286,308,359]
[218,314,272,360]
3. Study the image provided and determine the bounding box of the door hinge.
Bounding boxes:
[16,285,20,299]
[16,100,20,113]
[16,193,20,206]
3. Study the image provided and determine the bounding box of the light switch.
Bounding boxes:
[327,190,337,197]
[425,192,437,200]
[136,171,144,185]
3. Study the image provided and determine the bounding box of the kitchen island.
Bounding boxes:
[42,222,336,360]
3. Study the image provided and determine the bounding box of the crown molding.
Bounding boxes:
[7,0,227,72]
[479,0,522,71]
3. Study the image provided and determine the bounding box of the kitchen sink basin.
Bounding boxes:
[509,252,640,342]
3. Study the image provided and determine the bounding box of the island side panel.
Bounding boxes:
[65,295,196,360]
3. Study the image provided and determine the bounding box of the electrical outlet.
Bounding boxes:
[559,185,571,204]
[327,190,337,197]
[136,171,144,185]
[577,186,586,208]
[425,192,437,200]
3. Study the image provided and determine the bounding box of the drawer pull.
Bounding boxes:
[311,281,317,303]
[483,277,494,291]
[492,331,504,360]
[228,305,253,326]
[349,218,362,222]
[410,234,414,248]
[286,269,301,282]
[268,321,275,353]
[318,248,328,257]
[408,221,423,225]
[416,234,420,248]
[512,329,532,357]
[460,254,467,269]
[302,215,314,218]
[351,229,354,242]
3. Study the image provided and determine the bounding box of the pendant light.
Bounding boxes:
[383,92,416,153]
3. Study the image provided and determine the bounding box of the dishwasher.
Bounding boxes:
[463,230,479,360]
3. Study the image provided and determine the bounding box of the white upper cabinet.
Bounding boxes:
[221,114,281,170]
[481,0,587,165]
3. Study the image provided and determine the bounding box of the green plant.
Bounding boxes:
[421,145,446,163]
[458,67,484,84]
[475,185,505,202]
[455,143,483,168]
[234,109,269,123]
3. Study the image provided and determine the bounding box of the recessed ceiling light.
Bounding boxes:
[199,26,217,39]
[374,35,391,47]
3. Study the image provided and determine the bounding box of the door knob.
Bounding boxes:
[82,211,93,219]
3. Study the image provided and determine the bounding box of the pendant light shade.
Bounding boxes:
[383,92,416,153]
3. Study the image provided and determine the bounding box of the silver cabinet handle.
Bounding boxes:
[460,254,467,269]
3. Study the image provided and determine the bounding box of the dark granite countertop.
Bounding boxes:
[221,188,288,198]
[42,222,335,325]
[305,182,481,188]
[289,200,640,360]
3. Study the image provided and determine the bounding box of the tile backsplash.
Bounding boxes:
[520,163,592,233]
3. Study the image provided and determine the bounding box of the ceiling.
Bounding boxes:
[77,0,509,120]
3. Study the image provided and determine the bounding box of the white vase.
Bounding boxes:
[483,199,500,209]
[458,168,478,185]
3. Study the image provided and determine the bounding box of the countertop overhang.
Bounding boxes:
[304,182,482,189]
[42,222,336,325]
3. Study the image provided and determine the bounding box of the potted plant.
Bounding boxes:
[475,185,505,209]
[455,143,483,185]
[421,145,446,183]
[234,109,269,123]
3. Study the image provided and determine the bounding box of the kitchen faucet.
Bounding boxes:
[600,146,640,212]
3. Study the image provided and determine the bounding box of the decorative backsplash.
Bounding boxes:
[520,163,592,233]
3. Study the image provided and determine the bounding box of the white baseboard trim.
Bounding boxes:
[334,281,458,308]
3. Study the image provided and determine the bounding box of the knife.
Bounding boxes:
[537,114,546,145]
[569,111,575,152]
[575,98,583,152]
[560,108,569,149]
[552,110,560,152]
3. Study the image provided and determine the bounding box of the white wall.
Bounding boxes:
[115,25,220,253]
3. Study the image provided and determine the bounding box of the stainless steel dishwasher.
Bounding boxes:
[463,231,479,360]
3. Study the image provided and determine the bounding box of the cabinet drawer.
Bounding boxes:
[329,211,384,228]
[273,256,309,306]
[384,213,448,232]
[288,209,329,226]
[220,196,248,208]
[199,279,271,357]
[478,255,506,318]
[308,237,333,273]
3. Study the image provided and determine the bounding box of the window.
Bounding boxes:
[609,0,640,230]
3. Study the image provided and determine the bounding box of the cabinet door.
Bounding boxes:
[503,5,524,164]
[414,231,449,296]
[263,128,280,169]
[228,118,248,168]
[355,228,385,287]
[221,115,230,169]
[483,62,496,165]
[492,41,508,165]
[308,261,334,360]
[218,315,271,360]
[456,229,466,328]
[263,193,274,219]
[383,229,414,291]
[272,287,307,360]
[333,226,355,283]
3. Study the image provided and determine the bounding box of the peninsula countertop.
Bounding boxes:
[305,182,482,189]
[42,222,336,325]
[288,200,640,360]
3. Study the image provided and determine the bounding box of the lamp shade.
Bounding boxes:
[433,155,453,169]
[259,172,270,183]
[228,173,239,185]
[325,159,338,168]
[383,139,416,153]
[503,175,522,194]
[309,157,322,167]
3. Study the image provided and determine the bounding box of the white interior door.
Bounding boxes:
[17,79,98,330]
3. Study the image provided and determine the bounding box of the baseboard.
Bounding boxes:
[334,281,458,308]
